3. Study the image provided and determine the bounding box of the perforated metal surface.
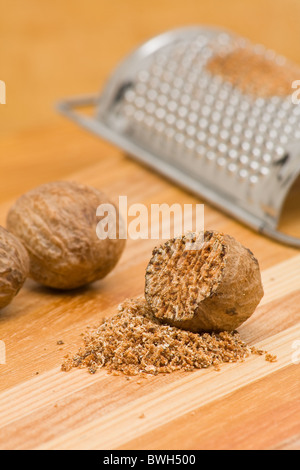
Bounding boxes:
[57,27,300,247]
[119,32,299,193]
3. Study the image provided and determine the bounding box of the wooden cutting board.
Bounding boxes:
[0,122,299,450]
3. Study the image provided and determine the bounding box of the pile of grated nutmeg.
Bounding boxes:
[61,297,276,376]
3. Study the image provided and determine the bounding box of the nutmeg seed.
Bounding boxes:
[0,226,29,309]
[6,181,126,290]
[145,231,264,332]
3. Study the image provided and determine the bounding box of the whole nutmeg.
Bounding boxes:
[6,181,126,290]
[0,226,29,309]
[145,231,264,332]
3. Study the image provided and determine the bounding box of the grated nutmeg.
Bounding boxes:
[61,297,275,376]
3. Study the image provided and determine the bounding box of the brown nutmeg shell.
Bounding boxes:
[145,231,264,332]
[6,181,126,290]
[0,226,29,309]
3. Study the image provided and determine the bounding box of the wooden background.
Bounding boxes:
[0,0,299,450]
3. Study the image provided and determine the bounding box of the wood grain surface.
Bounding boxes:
[0,0,300,451]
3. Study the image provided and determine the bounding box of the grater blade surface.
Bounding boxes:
[57,26,300,247]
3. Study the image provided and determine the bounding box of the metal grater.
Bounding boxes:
[57,26,300,247]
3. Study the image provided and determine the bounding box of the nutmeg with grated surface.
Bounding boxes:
[145,231,264,332]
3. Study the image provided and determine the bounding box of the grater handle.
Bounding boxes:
[56,94,100,128]
[260,225,300,248]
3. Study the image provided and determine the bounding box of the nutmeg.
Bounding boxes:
[0,226,29,309]
[145,231,264,332]
[6,181,126,290]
